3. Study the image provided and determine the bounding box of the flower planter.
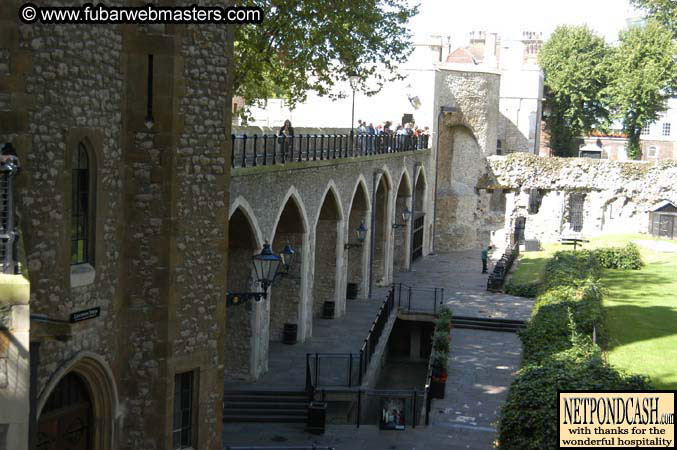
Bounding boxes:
[430,377,446,399]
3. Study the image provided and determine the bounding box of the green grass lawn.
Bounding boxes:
[509,233,677,389]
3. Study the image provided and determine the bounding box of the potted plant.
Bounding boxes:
[430,350,448,399]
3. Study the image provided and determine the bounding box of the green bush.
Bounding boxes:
[434,308,452,334]
[432,331,450,353]
[504,281,540,298]
[593,243,643,270]
[498,355,652,450]
[430,350,448,375]
[497,249,651,449]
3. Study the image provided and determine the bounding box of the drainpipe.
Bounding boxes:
[368,170,383,299]
[432,106,458,252]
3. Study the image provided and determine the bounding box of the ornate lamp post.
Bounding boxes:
[344,222,367,249]
[349,73,360,135]
[227,241,295,307]
[392,207,412,229]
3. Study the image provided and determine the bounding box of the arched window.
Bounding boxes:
[71,143,94,265]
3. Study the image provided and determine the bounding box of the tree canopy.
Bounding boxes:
[232,0,419,111]
[604,20,677,159]
[538,25,611,156]
[631,0,677,37]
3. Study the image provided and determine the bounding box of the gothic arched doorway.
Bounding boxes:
[37,372,93,450]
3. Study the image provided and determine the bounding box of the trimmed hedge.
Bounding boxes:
[593,242,644,270]
[504,280,540,298]
[497,250,651,449]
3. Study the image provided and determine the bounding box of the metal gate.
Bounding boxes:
[412,213,425,261]
[659,215,674,239]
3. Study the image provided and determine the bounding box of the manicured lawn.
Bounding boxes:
[509,233,677,389]
[508,242,560,285]
[600,235,677,389]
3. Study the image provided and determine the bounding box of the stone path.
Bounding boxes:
[223,250,535,449]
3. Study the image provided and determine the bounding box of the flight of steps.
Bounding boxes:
[451,315,526,333]
[223,390,311,423]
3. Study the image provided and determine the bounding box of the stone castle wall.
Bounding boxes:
[1,2,232,447]
[485,153,677,243]
[432,67,502,250]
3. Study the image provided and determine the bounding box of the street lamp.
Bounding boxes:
[349,73,360,135]
[392,207,412,229]
[226,241,295,307]
[345,222,368,249]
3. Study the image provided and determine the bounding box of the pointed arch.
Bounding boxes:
[312,181,344,318]
[393,168,413,272]
[229,195,264,250]
[313,180,344,230]
[37,351,119,450]
[347,175,372,215]
[270,186,309,241]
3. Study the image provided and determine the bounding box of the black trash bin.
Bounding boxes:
[322,301,335,319]
[307,401,327,435]
[346,282,359,300]
[282,323,297,345]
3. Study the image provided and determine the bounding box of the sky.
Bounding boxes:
[410,0,642,44]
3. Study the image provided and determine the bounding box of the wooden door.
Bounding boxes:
[37,372,93,450]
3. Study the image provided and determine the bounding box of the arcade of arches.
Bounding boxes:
[224,166,432,381]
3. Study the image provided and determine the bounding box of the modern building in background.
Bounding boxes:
[241,30,545,158]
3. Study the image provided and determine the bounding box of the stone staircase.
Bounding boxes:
[451,315,526,333]
[223,390,311,423]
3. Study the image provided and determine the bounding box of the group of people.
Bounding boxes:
[355,120,430,137]
[276,119,430,138]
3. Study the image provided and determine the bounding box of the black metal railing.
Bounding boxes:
[231,133,430,168]
[392,283,444,315]
[487,244,519,292]
[0,146,20,275]
[316,387,425,429]
[306,287,395,390]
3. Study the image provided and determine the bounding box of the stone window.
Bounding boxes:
[71,143,94,265]
[528,189,544,214]
[496,139,502,155]
[641,123,651,135]
[647,146,658,158]
[663,123,671,137]
[568,193,586,232]
[173,371,197,449]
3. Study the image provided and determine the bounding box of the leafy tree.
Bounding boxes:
[630,0,677,37]
[604,20,677,159]
[538,25,611,156]
[232,0,419,113]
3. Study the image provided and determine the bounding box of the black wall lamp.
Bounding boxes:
[344,222,368,249]
[226,241,295,307]
[392,207,412,229]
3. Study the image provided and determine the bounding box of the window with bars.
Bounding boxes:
[173,371,196,449]
[663,123,671,136]
[568,193,586,232]
[528,189,543,214]
[71,143,92,265]
[647,146,658,158]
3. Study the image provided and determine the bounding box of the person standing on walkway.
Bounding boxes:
[481,245,493,274]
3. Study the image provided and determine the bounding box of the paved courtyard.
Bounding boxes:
[223,250,534,449]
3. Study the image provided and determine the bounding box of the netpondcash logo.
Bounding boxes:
[559,391,675,448]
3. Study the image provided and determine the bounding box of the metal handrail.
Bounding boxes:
[392,283,444,314]
[0,147,20,275]
[306,287,395,389]
[231,133,430,168]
